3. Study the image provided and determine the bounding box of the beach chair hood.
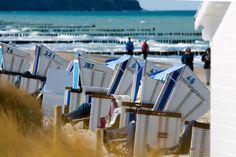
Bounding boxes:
[79,57,113,93]
[107,55,131,95]
[32,45,67,77]
[1,43,31,74]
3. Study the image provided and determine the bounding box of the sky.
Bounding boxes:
[138,0,200,11]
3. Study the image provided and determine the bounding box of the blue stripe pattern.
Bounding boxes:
[73,61,79,89]
[157,70,181,111]
[67,90,71,106]
[128,112,136,123]
[109,60,128,94]
[33,46,41,76]
[133,63,143,102]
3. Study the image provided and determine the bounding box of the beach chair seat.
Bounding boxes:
[133,110,181,157]
[1,43,31,74]
[32,45,67,77]
[42,69,73,117]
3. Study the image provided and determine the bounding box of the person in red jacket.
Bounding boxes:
[141,40,149,60]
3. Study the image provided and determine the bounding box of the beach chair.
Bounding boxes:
[87,92,115,131]
[0,43,31,85]
[42,69,73,117]
[1,43,31,74]
[188,121,210,157]
[133,110,182,157]
[32,44,67,77]
[153,65,210,123]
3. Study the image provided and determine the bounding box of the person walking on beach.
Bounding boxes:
[141,40,149,60]
[181,47,194,71]
[126,37,134,56]
[202,48,211,85]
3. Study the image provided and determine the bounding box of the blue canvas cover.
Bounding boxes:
[105,55,130,70]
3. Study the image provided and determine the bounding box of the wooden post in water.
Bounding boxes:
[53,105,62,157]
[96,128,104,157]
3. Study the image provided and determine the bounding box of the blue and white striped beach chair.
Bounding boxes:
[1,43,31,74]
[20,45,67,94]
[153,65,210,123]
[133,110,182,157]
[0,43,31,85]
[32,44,67,77]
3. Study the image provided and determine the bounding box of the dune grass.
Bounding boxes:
[0,82,97,157]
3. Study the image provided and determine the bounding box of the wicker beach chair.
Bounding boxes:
[32,44,67,77]
[188,121,210,157]
[1,43,31,74]
[152,65,210,124]
[0,43,31,85]
[133,110,182,157]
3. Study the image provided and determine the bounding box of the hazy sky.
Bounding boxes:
[138,0,200,10]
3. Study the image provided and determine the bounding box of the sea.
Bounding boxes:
[0,11,207,67]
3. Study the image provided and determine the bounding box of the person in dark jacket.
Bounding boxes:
[126,37,134,56]
[202,48,211,85]
[181,47,194,71]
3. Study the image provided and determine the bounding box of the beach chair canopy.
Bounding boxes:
[105,55,130,70]
[42,69,73,117]
[114,57,138,96]
[1,43,31,74]
[107,55,131,95]
[79,57,113,93]
[32,45,67,77]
